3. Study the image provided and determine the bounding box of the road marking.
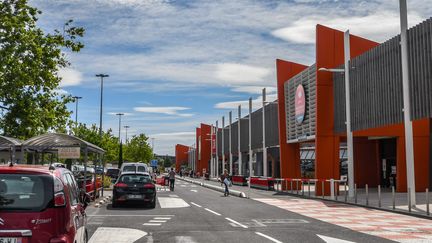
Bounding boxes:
[317,235,356,243]
[190,189,198,192]
[143,223,162,226]
[158,197,190,208]
[89,227,147,243]
[181,185,186,187]
[88,214,175,217]
[205,208,221,216]
[255,232,282,243]
[257,219,309,224]
[175,236,197,243]
[149,220,167,223]
[169,194,179,197]
[226,217,248,228]
[154,217,171,220]
[190,202,202,208]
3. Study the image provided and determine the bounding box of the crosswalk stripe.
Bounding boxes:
[143,223,161,226]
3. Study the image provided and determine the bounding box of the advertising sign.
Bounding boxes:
[211,133,216,155]
[58,147,80,159]
[150,159,158,167]
[295,84,306,124]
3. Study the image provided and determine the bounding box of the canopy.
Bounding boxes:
[0,135,23,150]
[23,133,105,154]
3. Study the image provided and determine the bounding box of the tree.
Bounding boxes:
[124,134,153,163]
[0,0,85,139]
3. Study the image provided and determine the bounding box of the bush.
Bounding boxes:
[103,176,112,188]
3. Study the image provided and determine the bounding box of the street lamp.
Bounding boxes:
[95,74,108,197]
[124,125,130,144]
[72,96,82,130]
[116,113,124,143]
[318,30,354,198]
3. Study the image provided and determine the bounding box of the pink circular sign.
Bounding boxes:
[295,84,306,124]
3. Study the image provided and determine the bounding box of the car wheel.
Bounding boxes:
[149,197,156,208]
[112,200,118,208]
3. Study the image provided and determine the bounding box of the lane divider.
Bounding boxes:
[190,202,202,208]
[225,217,248,229]
[205,208,222,216]
[255,232,283,243]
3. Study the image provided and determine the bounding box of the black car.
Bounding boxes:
[112,172,156,208]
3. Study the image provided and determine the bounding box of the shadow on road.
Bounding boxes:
[106,203,155,211]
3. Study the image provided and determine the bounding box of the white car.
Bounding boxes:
[120,162,148,174]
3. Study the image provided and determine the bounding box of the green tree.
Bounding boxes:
[0,0,85,139]
[124,134,153,163]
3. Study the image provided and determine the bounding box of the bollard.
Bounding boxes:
[330,179,335,200]
[335,181,338,201]
[285,180,288,193]
[290,180,293,194]
[302,181,304,196]
[365,184,369,206]
[344,182,347,202]
[354,184,357,204]
[322,180,325,199]
[427,188,430,216]
[296,180,299,195]
[408,188,412,213]
[392,186,395,210]
[308,181,311,197]
[378,185,381,208]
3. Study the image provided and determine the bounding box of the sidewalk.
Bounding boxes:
[181,176,432,219]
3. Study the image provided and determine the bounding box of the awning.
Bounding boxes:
[23,133,105,154]
[0,136,23,150]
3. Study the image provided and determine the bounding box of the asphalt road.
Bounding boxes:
[85,180,395,243]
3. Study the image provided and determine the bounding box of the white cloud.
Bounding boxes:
[230,86,277,94]
[272,11,424,44]
[215,63,271,85]
[107,112,134,116]
[55,89,69,95]
[134,106,193,117]
[58,68,83,87]
[214,93,278,110]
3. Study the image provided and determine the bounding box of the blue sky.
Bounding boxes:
[30,0,431,155]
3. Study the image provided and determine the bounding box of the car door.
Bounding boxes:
[64,173,86,243]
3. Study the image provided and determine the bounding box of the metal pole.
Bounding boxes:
[72,96,82,130]
[344,182,347,202]
[262,88,268,177]
[366,184,369,206]
[408,187,412,212]
[308,181,311,197]
[96,74,108,196]
[355,184,357,204]
[392,186,396,210]
[399,0,416,206]
[116,113,124,143]
[322,181,324,199]
[216,120,219,177]
[248,98,253,198]
[290,180,293,194]
[378,185,381,208]
[238,105,242,175]
[344,30,355,198]
[426,188,430,216]
[222,116,225,173]
[210,124,214,177]
[229,111,233,175]
[124,125,130,144]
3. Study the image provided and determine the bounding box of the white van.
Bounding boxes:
[120,162,148,174]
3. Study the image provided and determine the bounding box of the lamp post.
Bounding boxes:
[238,105,242,175]
[399,0,416,206]
[95,73,108,197]
[116,113,124,143]
[72,96,82,130]
[229,111,233,175]
[262,88,267,177]
[222,116,225,173]
[215,120,219,177]
[124,125,130,144]
[248,97,253,198]
[318,30,354,197]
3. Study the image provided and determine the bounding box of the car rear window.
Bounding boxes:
[119,174,151,184]
[137,166,146,172]
[122,165,136,172]
[0,174,53,211]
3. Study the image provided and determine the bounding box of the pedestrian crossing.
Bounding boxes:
[143,216,172,226]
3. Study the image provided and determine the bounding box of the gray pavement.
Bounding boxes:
[85,179,396,243]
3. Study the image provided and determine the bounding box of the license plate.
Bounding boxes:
[128,194,142,199]
[0,238,21,243]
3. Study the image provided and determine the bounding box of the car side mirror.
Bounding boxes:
[79,189,91,209]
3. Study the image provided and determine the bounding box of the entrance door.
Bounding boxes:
[379,139,397,189]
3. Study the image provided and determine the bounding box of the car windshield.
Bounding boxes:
[119,174,151,184]
[0,174,53,211]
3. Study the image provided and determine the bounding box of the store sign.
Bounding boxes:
[295,84,306,124]
[58,147,80,159]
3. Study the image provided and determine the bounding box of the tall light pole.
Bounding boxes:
[262,88,267,177]
[238,105,242,175]
[95,73,108,197]
[72,96,82,130]
[248,97,253,198]
[215,120,219,177]
[399,0,416,206]
[222,116,225,173]
[116,113,124,143]
[124,125,130,144]
[229,111,233,175]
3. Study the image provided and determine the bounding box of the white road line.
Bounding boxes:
[225,218,248,229]
[88,214,175,217]
[143,223,162,226]
[89,227,147,243]
[190,189,198,192]
[190,202,202,208]
[205,208,221,216]
[255,232,283,243]
[154,217,171,220]
[149,220,167,223]
[158,197,190,208]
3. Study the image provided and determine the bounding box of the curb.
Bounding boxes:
[177,177,246,198]
[93,195,112,208]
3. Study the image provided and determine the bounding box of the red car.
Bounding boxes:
[0,165,89,243]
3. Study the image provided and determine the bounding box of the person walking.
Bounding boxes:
[222,169,230,196]
[169,168,176,191]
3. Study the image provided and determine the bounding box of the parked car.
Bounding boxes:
[112,172,155,208]
[0,164,90,243]
[106,168,120,181]
[120,162,148,174]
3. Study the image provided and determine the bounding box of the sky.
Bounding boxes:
[30,0,432,156]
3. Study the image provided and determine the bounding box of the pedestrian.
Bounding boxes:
[222,169,231,196]
[169,168,176,191]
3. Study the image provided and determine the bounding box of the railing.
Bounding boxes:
[273,178,431,217]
